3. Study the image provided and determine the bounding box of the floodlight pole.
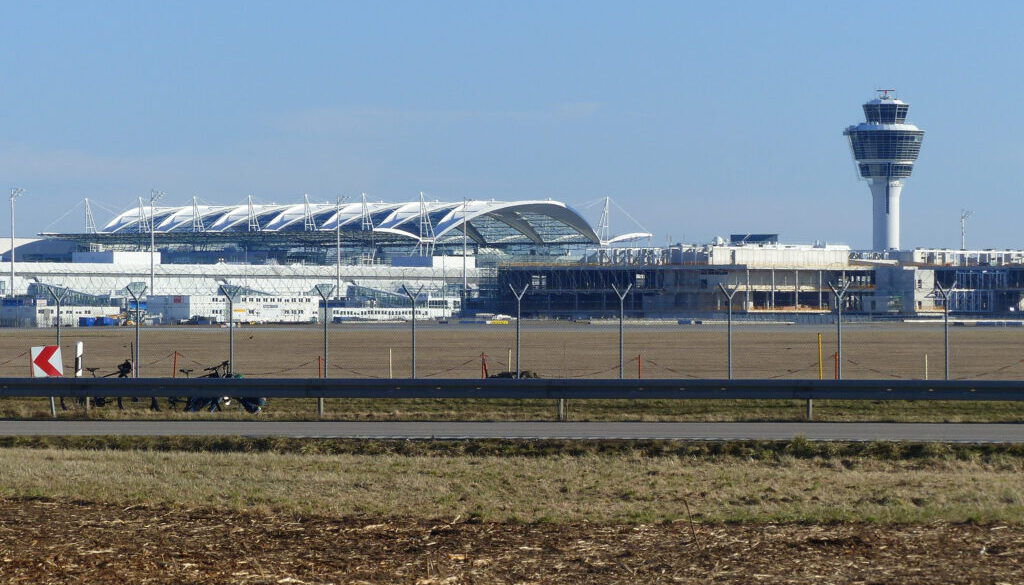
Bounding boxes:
[401,285,423,378]
[9,188,24,298]
[717,283,739,379]
[828,280,851,380]
[149,190,164,296]
[314,284,337,417]
[934,280,956,380]
[611,283,632,379]
[509,283,529,377]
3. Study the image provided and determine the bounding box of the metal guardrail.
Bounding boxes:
[0,377,1022,401]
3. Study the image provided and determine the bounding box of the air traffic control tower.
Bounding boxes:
[844,91,925,251]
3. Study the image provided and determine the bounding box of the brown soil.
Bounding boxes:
[1,498,1021,584]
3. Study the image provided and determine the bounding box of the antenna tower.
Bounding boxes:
[960,209,973,250]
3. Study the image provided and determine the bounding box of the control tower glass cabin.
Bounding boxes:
[843,92,925,251]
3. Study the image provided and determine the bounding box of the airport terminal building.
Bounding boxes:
[497,239,1024,318]
[5,123,1024,326]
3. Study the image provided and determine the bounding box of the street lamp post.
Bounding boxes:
[149,190,164,296]
[716,283,739,379]
[610,283,632,379]
[508,283,529,377]
[218,284,242,375]
[401,285,423,378]
[9,188,24,298]
[314,283,337,417]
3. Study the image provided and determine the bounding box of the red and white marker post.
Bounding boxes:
[30,345,63,417]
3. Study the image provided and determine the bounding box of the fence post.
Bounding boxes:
[828,279,850,381]
[509,283,529,377]
[933,281,956,381]
[717,283,739,380]
[218,283,241,376]
[313,283,337,418]
[401,285,423,378]
[809,332,823,420]
[611,283,632,380]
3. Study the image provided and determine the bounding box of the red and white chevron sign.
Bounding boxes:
[30,346,64,378]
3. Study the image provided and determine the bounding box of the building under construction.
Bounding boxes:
[497,238,1024,318]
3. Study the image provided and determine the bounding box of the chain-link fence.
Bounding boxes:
[2,297,1023,383]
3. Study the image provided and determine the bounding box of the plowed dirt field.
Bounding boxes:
[1,498,1021,584]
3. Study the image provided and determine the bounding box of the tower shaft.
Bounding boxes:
[868,179,902,251]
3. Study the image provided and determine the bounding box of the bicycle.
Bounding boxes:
[183,361,266,414]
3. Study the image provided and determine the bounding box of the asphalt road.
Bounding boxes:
[0,421,1021,442]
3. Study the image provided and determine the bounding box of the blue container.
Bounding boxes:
[78,317,96,327]
[96,317,117,326]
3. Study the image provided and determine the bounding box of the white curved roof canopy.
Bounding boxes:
[99,199,614,246]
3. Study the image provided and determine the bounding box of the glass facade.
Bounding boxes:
[862,103,909,124]
[848,129,924,162]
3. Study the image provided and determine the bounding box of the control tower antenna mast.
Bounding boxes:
[844,90,925,251]
[960,209,973,250]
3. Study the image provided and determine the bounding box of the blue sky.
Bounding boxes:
[2,1,1023,249]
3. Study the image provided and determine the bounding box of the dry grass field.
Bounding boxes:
[3,322,1024,421]
[0,444,1022,584]
[2,447,1022,524]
